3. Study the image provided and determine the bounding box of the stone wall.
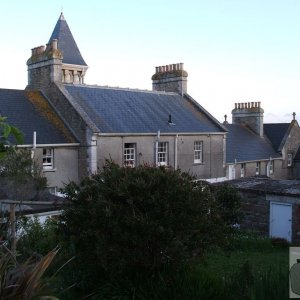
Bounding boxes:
[238,190,300,244]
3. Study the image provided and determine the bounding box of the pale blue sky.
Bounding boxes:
[1,0,300,123]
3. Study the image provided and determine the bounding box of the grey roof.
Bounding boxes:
[48,13,87,66]
[225,124,280,163]
[63,84,226,134]
[264,123,290,151]
[222,177,300,197]
[0,89,76,144]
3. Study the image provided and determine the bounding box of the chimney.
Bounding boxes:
[232,102,264,137]
[152,63,188,95]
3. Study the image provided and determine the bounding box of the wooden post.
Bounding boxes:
[10,204,16,256]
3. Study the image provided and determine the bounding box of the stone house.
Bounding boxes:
[0,89,79,192]
[24,12,227,185]
[224,102,300,180]
[2,12,300,190]
[223,177,300,244]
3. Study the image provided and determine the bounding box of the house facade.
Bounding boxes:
[224,102,300,180]
[2,13,300,190]
[24,13,227,184]
[0,89,79,191]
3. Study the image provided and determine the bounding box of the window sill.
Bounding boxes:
[193,162,204,166]
[43,168,57,173]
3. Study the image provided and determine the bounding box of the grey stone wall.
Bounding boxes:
[232,102,264,136]
[237,190,300,244]
[281,121,300,179]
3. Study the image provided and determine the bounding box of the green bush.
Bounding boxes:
[59,161,240,292]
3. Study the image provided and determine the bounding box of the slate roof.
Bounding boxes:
[224,124,280,163]
[264,123,290,151]
[48,13,87,66]
[222,177,300,197]
[0,89,76,144]
[63,84,226,134]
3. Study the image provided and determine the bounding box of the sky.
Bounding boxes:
[1,0,300,124]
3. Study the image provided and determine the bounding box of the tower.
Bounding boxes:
[27,13,88,89]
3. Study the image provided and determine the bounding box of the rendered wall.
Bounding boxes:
[97,134,226,180]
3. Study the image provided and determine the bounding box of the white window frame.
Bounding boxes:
[43,148,54,170]
[157,142,168,166]
[124,143,136,168]
[240,163,245,178]
[269,160,274,175]
[287,153,293,167]
[255,162,260,175]
[194,141,203,164]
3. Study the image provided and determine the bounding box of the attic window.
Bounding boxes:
[168,114,175,126]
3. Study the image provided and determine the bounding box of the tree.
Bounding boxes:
[0,116,24,158]
[0,148,47,201]
[59,161,240,291]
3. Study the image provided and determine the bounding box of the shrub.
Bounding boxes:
[59,161,240,291]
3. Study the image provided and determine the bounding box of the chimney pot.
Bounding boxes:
[52,39,58,50]
[155,67,159,73]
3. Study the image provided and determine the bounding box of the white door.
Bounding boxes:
[270,202,292,242]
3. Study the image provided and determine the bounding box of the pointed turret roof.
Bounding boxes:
[49,13,87,66]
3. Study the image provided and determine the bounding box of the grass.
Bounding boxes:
[90,234,290,300]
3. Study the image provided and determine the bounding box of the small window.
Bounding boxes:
[255,162,260,175]
[157,142,168,166]
[240,163,245,178]
[288,153,293,167]
[43,148,54,170]
[194,141,203,164]
[269,160,274,175]
[124,143,136,167]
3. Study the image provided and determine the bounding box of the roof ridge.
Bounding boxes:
[63,83,180,95]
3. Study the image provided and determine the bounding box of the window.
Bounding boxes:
[269,160,274,175]
[124,143,136,167]
[43,148,54,170]
[157,142,168,166]
[255,162,260,175]
[288,153,293,167]
[194,141,203,164]
[240,163,245,178]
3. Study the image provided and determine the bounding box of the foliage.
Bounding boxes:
[59,161,240,292]
[0,116,24,158]
[0,244,59,299]
[17,217,60,259]
[0,148,47,200]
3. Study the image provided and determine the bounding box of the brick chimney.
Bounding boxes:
[232,102,264,137]
[152,63,188,95]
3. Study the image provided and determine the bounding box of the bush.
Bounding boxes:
[59,161,240,292]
